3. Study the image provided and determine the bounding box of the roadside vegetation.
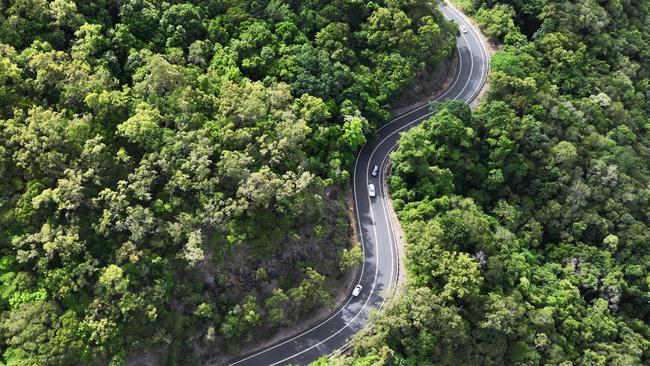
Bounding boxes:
[0,0,457,364]
[323,0,650,364]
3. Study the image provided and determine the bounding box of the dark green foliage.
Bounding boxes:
[0,0,456,364]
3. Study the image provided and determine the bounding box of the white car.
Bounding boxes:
[352,285,363,297]
[460,25,468,34]
[371,165,379,177]
[368,183,376,197]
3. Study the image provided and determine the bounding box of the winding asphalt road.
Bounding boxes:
[226,3,489,365]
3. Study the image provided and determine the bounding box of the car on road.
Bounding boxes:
[460,25,468,33]
[368,183,376,197]
[352,285,363,297]
[371,165,379,177]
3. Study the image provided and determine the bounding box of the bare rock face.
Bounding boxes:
[391,56,458,112]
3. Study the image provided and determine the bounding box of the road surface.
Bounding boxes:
[226,3,489,365]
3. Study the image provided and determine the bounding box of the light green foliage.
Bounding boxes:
[315,23,354,64]
[449,0,475,14]
[160,4,205,48]
[0,301,83,366]
[364,8,416,53]
[340,115,368,150]
[339,245,363,272]
[265,289,289,326]
[475,4,517,42]
[116,102,163,148]
[405,218,483,300]
[49,0,84,31]
[194,303,215,319]
[288,268,332,316]
[490,50,525,77]
[389,101,481,207]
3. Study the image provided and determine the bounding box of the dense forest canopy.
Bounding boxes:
[0,0,457,364]
[322,0,650,365]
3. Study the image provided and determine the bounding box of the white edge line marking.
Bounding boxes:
[326,3,489,357]
[308,17,479,360]
[227,3,488,364]
[269,110,387,366]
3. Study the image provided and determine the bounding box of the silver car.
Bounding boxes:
[371,165,379,177]
[352,285,363,297]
